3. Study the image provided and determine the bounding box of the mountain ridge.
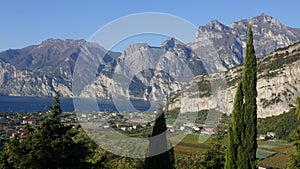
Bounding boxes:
[194,13,300,71]
[0,14,299,119]
[168,41,300,118]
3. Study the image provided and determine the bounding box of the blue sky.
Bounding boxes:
[1,1,300,52]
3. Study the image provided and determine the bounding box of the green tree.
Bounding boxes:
[225,81,244,169]
[0,92,90,169]
[225,125,236,169]
[242,25,258,169]
[145,105,175,169]
[288,97,300,168]
[225,26,257,169]
[0,139,20,169]
[202,126,226,169]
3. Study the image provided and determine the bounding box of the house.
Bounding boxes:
[200,127,215,135]
[167,124,173,128]
[120,127,128,131]
[266,132,276,138]
[103,123,116,129]
[193,127,201,132]
[103,124,110,129]
[257,135,267,140]
[180,126,185,131]
[22,117,37,125]
[132,125,141,130]
[201,131,215,135]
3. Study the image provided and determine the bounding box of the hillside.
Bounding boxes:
[168,42,300,118]
[0,39,120,97]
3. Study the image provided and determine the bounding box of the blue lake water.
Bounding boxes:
[0,96,156,113]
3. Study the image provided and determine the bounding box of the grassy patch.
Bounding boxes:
[256,149,276,159]
[258,153,289,169]
[172,134,211,156]
[271,144,295,154]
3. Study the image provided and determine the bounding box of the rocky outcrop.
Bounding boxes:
[0,60,73,97]
[0,39,120,97]
[168,42,300,118]
[79,41,200,100]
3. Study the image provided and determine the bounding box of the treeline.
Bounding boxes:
[258,108,300,140]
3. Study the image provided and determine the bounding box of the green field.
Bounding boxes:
[172,134,294,168]
[258,140,293,152]
[257,141,293,168]
[85,127,294,168]
[172,134,216,155]
[258,153,290,168]
[256,149,275,159]
[172,134,211,155]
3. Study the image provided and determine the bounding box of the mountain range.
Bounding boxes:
[0,13,300,117]
[168,42,300,118]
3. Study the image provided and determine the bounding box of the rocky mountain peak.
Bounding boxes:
[253,13,279,24]
[195,14,300,71]
[197,19,230,34]
[229,13,284,32]
[161,37,184,50]
[207,19,227,31]
[123,43,150,55]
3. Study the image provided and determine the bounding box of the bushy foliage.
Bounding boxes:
[288,97,300,168]
[257,108,300,140]
[0,92,90,169]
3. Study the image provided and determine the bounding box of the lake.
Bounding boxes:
[0,96,156,113]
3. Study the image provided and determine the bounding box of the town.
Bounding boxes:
[0,110,277,150]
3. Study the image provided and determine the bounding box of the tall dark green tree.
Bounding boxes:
[145,105,175,169]
[242,25,258,169]
[225,26,257,169]
[288,97,300,168]
[225,125,236,169]
[225,81,244,169]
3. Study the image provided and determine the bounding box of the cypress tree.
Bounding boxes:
[145,105,174,169]
[225,25,257,169]
[242,25,258,169]
[288,97,300,168]
[225,81,244,169]
[225,125,236,169]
